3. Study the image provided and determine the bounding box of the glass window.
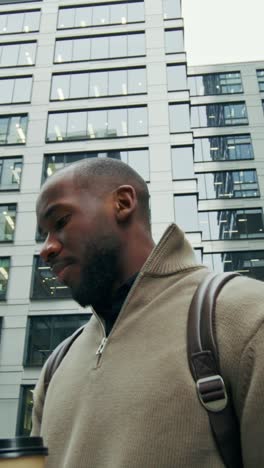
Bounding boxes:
[0,11,40,35]
[127,32,145,56]
[189,72,243,96]
[70,73,89,99]
[73,37,90,62]
[1,43,19,67]
[13,77,32,103]
[51,74,70,100]
[197,170,260,200]
[16,386,34,436]
[75,6,92,28]
[109,35,126,58]
[0,157,22,190]
[165,29,184,54]
[42,149,150,183]
[47,107,148,142]
[167,64,187,91]
[171,146,194,179]
[51,68,146,101]
[54,39,72,63]
[0,78,13,103]
[194,135,254,162]
[24,314,91,366]
[257,70,264,92]
[0,257,10,300]
[163,0,181,19]
[174,195,198,232]
[0,205,16,241]
[169,103,190,132]
[128,106,148,135]
[203,251,264,281]
[191,102,248,127]
[89,71,108,98]
[91,36,109,60]
[57,2,144,29]
[199,208,264,241]
[108,69,127,96]
[128,67,146,94]
[31,256,72,300]
[127,1,144,23]
[18,42,36,66]
[0,114,27,145]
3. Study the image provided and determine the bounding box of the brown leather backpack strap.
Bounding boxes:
[187,272,243,468]
[43,324,86,394]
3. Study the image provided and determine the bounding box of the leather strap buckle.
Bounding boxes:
[196,375,228,412]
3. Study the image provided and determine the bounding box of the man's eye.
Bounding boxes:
[55,215,70,231]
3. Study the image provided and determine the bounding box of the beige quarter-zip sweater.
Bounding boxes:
[32,224,264,467]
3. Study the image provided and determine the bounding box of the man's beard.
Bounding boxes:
[70,234,121,309]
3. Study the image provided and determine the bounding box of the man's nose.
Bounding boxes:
[40,234,62,263]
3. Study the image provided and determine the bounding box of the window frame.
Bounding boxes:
[197,169,260,200]
[0,113,28,145]
[0,156,23,190]
[194,134,254,162]
[0,256,10,300]
[188,71,243,96]
[191,102,248,128]
[0,40,37,68]
[0,75,33,104]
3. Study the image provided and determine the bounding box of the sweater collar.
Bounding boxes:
[141,223,200,276]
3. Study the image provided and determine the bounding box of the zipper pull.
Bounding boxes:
[96,337,107,356]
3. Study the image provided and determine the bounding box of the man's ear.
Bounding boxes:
[113,185,137,223]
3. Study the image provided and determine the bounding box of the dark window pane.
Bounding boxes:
[167,64,187,91]
[191,103,248,127]
[165,29,184,54]
[0,257,10,299]
[194,135,254,162]
[197,170,260,200]
[24,314,91,366]
[16,386,34,436]
[257,70,264,92]
[42,149,149,182]
[203,251,264,281]
[189,72,243,96]
[0,205,16,241]
[199,209,264,241]
[174,195,198,232]
[31,256,72,300]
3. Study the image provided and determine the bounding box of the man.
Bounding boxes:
[33,157,264,467]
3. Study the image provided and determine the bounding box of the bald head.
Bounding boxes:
[40,157,151,229]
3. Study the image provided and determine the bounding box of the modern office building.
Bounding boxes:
[0,0,264,438]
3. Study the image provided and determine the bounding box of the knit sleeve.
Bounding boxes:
[236,320,264,467]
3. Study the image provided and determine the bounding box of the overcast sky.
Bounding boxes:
[182,0,264,66]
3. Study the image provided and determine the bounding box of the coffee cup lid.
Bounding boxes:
[0,437,48,459]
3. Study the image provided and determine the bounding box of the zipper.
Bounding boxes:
[93,272,143,367]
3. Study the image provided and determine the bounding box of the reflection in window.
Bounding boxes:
[169,103,190,132]
[0,157,22,190]
[194,135,254,162]
[257,70,264,92]
[191,102,248,127]
[163,0,181,19]
[197,170,260,200]
[0,205,16,241]
[51,68,147,101]
[0,115,27,145]
[189,72,243,96]
[165,29,184,54]
[16,386,34,436]
[24,314,91,366]
[0,10,40,35]
[203,250,264,281]
[0,42,36,67]
[31,256,72,299]
[167,64,187,91]
[41,149,150,191]
[55,33,145,63]
[0,257,10,300]
[199,208,264,241]
[174,195,198,232]
[58,2,144,29]
[46,107,148,142]
[171,146,194,179]
[0,76,32,104]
